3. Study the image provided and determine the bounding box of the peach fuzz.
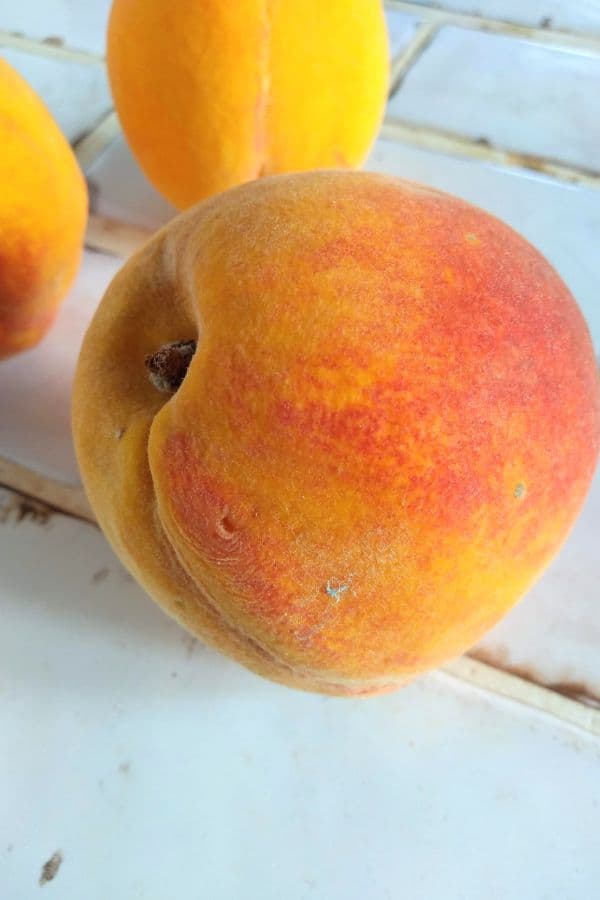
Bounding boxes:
[0,58,87,359]
[107,0,389,208]
[72,171,600,695]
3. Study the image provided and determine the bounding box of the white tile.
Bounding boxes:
[402,0,600,34]
[1,491,599,899]
[385,8,421,59]
[1,48,111,143]
[368,139,600,351]
[387,26,600,171]
[0,0,112,56]
[87,135,177,231]
[0,251,122,484]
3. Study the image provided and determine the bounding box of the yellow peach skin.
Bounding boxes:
[107,0,389,208]
[73,172,600,695]
[0,58,87,359]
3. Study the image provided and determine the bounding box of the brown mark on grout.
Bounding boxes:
[383,116,600,187]
[507,150,566,174]
[469,647,600,710]
[0,494,53,527]
[498,143,598,180]
[548,681,600,710]
[42,35,65,47]
[39,851,62,886]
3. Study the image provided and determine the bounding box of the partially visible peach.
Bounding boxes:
[73,171,600,695]
[0,58,87,360]
[107,0,389,208]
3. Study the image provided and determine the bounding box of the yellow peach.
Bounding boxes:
[107,0,389,208]
[73,172,600,695]
[0,58,87,359]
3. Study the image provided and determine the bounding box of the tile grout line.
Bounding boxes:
[2,4,599,66]
[469,649,600,711]
[0,456,94,524]
[74,110,120,171]
[85,214,152,258]
[0,458,599,732]
[389,22,439,97]
[0,29,104,64]
[442,656,600,737]
[381,118,600,189]
[385,0,600,54]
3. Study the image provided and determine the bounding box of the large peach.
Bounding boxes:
[0,58,87,359]
[72,171,600,695]
[107,0,389,208]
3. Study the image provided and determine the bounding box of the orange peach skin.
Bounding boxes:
[72,172,600,695]
[107,0,389,209]
[0,59,87,359]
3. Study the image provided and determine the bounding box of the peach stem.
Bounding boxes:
[145,340,196,393]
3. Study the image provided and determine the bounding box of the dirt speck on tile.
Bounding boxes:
[39,851,62,886]
[184,635,198,658]
[92,567,109,584]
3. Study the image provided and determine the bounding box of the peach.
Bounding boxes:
[0,58,87,359]
[72,171,600,695]
[107,0,389,209]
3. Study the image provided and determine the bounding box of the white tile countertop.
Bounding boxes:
[1,3,599,898]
